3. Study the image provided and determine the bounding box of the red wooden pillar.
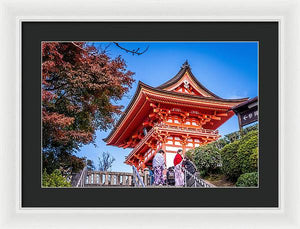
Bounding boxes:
[141,161,146,170]
[180,135,188,156]
[162,142,167,162]
[182,143,186,155]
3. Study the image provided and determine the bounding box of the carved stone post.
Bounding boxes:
[139,169,143,186]
[99,173,103,185]
[122,175,127,185]
[93,173,98,185]
[110,174,114,185]
[105,173,109,185]
[88,173,92,185]
[144,168,149,186]
[116,174,120,185]
[128,175,132,186]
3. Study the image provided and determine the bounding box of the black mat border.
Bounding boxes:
[22,22,278,207]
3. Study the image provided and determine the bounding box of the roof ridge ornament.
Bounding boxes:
[183,79,190,89]
[181,60,190,69]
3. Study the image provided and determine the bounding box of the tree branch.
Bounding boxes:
[113,42,149,56]
[71,42,87,51]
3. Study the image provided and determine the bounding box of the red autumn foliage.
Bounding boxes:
[42,42,134,172]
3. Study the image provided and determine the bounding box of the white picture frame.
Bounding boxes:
[0,0,299,228]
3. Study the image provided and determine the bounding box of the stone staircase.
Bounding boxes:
[71,166,214,188]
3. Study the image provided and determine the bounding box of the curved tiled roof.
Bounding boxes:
[104,61,249,144]
[142,81,248,103]
[156,60,221,99]
[103,80,248,143]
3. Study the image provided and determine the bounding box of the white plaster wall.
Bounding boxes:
[166,152,176,168]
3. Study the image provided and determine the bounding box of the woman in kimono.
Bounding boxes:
[152,149,166,186]
[173,149,184,187]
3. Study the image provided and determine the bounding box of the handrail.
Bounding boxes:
[76,166,87,187]
[132,166,145,187]
[182,167,213,188]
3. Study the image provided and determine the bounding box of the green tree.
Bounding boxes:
[237,130,258,174]
[236,172,258,187]
[42,169,71,187]
[184,150,194,161]
[220,140,241,180]
[86,159,96,171]
[221,129,258,181]
[193,143,222,177]
[215,123,258,149]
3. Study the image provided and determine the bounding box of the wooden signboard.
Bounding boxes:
[232,96,258,131]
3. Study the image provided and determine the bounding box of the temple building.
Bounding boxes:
[104,61,248,170]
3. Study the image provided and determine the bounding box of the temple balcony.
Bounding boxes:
[125,122,220,166]
[155,122,219,136]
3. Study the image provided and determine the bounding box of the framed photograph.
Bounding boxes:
[41,40,259,190]
[1,0,299,228]
[22,21,276,207]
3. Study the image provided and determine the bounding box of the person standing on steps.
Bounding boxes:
[174,149,184,187]
[182,154,197,187]
[152,149,166,186]
[147,166,154,186]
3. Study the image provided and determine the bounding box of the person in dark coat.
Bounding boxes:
[147,166,154,185]
[182,155,198,187]
[166,166,175,185]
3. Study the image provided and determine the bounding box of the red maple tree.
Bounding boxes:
[42,42,134,173]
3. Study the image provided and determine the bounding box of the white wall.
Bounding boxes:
[165,152,176,168]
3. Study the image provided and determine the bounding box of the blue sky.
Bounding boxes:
[77,42,258,172]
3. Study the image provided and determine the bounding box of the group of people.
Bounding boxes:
[151,149,196,187]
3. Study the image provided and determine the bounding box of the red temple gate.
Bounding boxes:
[104,61,248,170]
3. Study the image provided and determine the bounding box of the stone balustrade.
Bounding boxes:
[73,167,212,188]
[84,168,151,187]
